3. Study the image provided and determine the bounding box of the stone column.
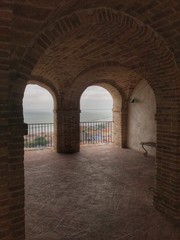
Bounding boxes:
[54,109,80,153]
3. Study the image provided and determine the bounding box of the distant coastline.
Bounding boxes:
[24,110,112,124]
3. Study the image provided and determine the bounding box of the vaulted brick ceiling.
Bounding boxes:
[32,27,142,89]
[10,0,180,94]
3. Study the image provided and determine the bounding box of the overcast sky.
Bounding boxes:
[23,85,53,112]
[23,84,113,112]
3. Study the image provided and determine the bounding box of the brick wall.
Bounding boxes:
[19,7,180,221]
[55,109,80,153]
[0,2,179,239]
[8,73,26,240]
[0,2,12,240]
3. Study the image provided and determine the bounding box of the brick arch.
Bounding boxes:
[24,77,67,152]
[80,82,123,147]
[64,64,143,110]
[70,61,144,98]
[19,8,179,134]
[96,82,122,106]
[78,79,125,106]
[28,76,59,110]
[71,61,127,84]
[14,7,179,220]
[64,64,144,148]
[19,7,178,95]
[62,78,124,110]
[78,80,123,109]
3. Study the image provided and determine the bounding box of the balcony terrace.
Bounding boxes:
[25,145,179,240]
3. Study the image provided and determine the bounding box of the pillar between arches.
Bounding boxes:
[153,112,180,220]
[112,107,121,147]
[8,106,26,239]
[121,103,128,148]
[54,109,80,153]
[112,103,128,148]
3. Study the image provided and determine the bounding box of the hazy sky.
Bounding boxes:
[23,84,113,112]
[23,85,53,112]
[81,86,113,110]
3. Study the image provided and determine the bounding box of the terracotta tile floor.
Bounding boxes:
[25,145,180,240]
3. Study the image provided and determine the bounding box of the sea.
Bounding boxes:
[23,110,112,124]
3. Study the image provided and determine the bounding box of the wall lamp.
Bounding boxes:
[130,98,137,103]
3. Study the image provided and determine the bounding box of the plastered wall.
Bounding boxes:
[128,80,156,156]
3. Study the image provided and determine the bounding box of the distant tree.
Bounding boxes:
[25,136,49,148]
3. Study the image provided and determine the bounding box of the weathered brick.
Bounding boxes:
[0,1,179,239]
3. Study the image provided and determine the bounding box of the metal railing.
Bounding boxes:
[24,121,113,149]
[24,123,54,148]
[80,121,113,144]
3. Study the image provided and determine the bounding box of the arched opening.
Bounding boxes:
[128,80,157,156]
[80,84,122,146]
[23,83,55,149]
[80,86,113,122]
[1,2,180,239]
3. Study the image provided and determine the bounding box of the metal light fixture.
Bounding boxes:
[130,98,137,103]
